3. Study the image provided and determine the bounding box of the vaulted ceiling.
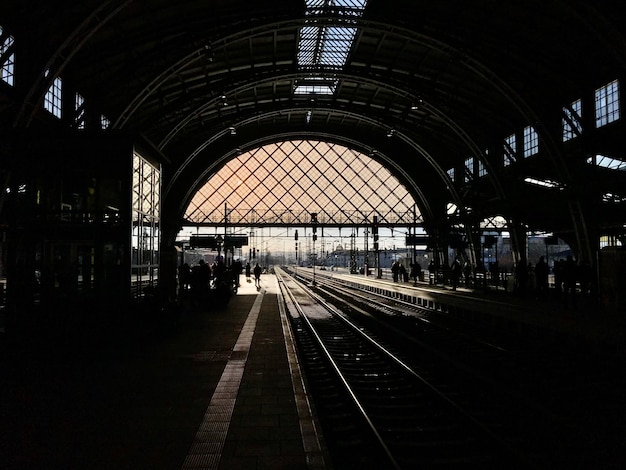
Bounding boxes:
[1,0,626,250]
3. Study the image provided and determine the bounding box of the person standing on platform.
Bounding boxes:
[232,258,243,287]
[245,261,251,283]
[562,255,578,306]
[253,262,262,289]
[391,261,399,282]
[463,261,472,288]
[515,261,529,294]
[451,258,462,290]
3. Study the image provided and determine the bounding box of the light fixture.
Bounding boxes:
[411,98,424,110]
[229,126,237,135]
[386,129,396,138]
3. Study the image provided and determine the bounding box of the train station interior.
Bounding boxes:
[1,1,626,469]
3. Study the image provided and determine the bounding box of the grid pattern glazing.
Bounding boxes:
[295,1,368,95]
[0,26,15,86]
[595,79,620,128]
[185,140,418,226]
[562,99,582,141]
[297,25,358,68]
[74,92,85,129]
[523,126,539,157]
[464,156,473,182]
[132,152,160,292]
[44,76,62,118]
[503,134,516,166]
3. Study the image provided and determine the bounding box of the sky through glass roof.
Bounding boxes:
[184,140,419,227]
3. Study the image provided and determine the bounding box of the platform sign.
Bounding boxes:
[406,235,429,246]
[190,234,249,248]
[225,235,249,248]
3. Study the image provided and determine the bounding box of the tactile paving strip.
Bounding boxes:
[181,290,264,469]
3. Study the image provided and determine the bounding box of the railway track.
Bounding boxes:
[276,267,589,469]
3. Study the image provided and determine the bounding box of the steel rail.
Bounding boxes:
[284,267,540,468]
[276,268,401,470]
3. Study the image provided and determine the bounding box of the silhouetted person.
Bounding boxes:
[391,261,399,282]
[197,260,211,291]
[451,258,462,290]
[428,260,435,285]
[553,259,563,294]
[515,261,528,294]
[213,259,226,285]
[399,263,408,282]
[562,255,578,305]
[253,263,262,288]
[410,262,421,284]
[232,259,243,286]
[463,262,472,287]
[179,263,191,291]
[245,262,251,282]
[489,261,500,287]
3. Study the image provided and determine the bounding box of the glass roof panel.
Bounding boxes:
[185,140,419,226]
[589,154,626,171]
[296,1,368,96]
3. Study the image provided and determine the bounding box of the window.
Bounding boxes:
[75,93,85,129]
[477,150,488,177]
[562,98,582,141]
[523,126,539,157]
[447,167,455,183]
[101,115,110,129]
[503,134,516,166]
[132,152,161,295]
[0,26,15,86]
[595,79,620,127]
[44,75,62,118]
[464,156,473,182]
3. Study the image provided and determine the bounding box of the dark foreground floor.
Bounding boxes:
[0,278,324,470]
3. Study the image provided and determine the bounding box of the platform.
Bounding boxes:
[0,276,328,470]
[318,267,626,355]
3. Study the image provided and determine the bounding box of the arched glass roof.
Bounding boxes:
[184,139,419,227]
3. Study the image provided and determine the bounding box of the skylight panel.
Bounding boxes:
[295,84,336,95]
[296,0,368,96]
[588,154,626,171]
[524,177,563,189]
[602,192,626,203]
[305,0,368,15]
[319,26,357,67]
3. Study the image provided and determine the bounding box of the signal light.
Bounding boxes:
[372,215,379,242]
